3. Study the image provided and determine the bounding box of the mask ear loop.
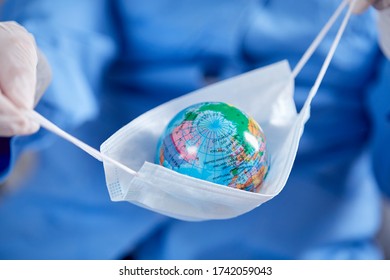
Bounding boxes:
[24,110,138,176]
[292,0,349,78]
[293,0,358,115]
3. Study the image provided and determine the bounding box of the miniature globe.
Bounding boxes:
[155,102,270,192]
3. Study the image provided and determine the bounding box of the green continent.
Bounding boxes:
[184,109,198,121]
[197,102,255,154]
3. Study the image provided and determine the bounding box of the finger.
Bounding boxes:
[352,0,390,13]
[0,92,39,136]
[0,21,38,110]
[351,0,372,14]
[0,116,39,137]
[372,0,390,10]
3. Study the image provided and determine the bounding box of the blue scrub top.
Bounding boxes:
[0,0,389,259]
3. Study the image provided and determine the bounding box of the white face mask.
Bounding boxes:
[28,0,355,221]
[100,60,302,221]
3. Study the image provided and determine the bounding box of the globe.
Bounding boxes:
[155,102,270,192]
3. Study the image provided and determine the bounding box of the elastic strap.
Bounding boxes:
[25,110,138,176]
[292,0,349,78]
[294,0,358,113]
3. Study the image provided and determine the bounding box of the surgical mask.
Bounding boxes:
[27,0,355,221]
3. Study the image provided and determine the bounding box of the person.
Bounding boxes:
[0,0,389,259]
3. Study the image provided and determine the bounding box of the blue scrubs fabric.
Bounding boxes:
[0,0,389,259]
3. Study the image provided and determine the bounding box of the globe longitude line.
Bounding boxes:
[237,134,267,189]
[200,129,215,176]
[212,129,216,180]
[226,122,259,188]
[195,111,234,173]
[196,111,232,139]
[189,122,208,169]
[182,124,204,167]
[211,130,230,185]
[163,121,201,167]
[206,116,238,186]
[195,113,226,183]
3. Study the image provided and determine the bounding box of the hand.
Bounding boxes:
[352,0,390,14]
[0,21,39,137]
[352,0,390,58]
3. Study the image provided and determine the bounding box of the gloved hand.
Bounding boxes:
[351,0,390,58]
[352,0,390,13]
[0,21,42,137]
